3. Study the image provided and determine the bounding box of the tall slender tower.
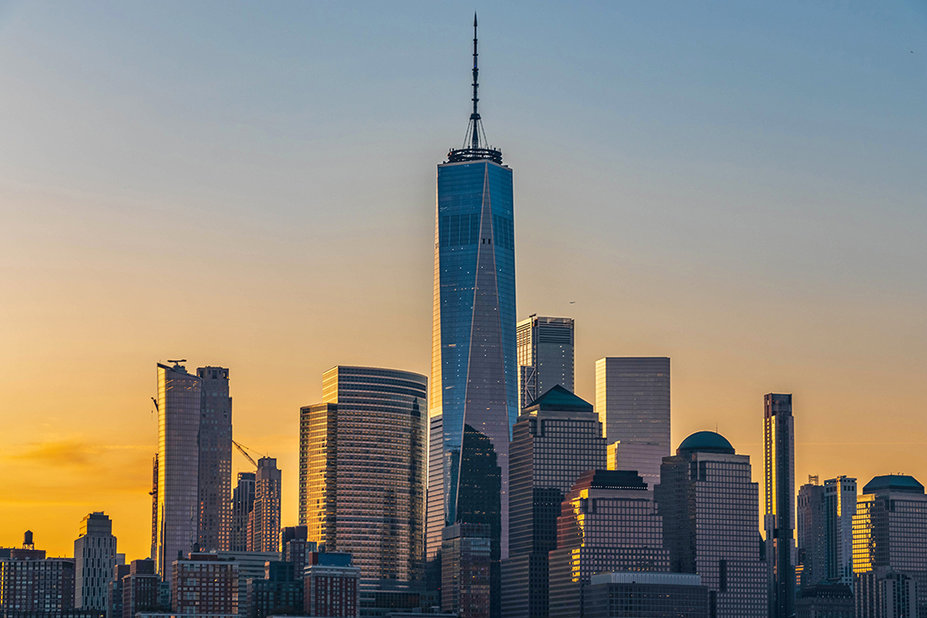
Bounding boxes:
[427,15,517,608]
[196,366,232,551]
[764,393,795,618]
[155,361,201,581]
[516,316,574,411]
[250,457,281,553]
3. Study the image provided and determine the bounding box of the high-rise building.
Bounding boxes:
[217,550,282,618]
[548,470,669,617]
[594,357,670,487]
[798,478,827,587]
[585,572,710,618]
[764,392,796,618]
[155,361,202,580]
[74,511,117,612]
[250,457,281,553]
[197,366,232,552]
[795,583,854,618]
[108,562,130,618]
[852,474,927,616]
[427,22,518,609]
[855,568,918,618]
[516,316,574,411]
[824,476,856,584]
[501,386,606,618]
[300,366,427,598]
[248,560,304,618]
[231,471,256,552]
[655,431,767,617]
[171,553,238,615]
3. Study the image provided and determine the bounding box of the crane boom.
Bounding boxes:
[232,440,258,468]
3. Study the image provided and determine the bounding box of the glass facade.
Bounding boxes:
[852,475,927,615]
[299,366,427,588]
[656,432,767,617]
[196,366,232,552]
[764,393,795,618]
[250,457,281,553]
[516,316,575,411]
[594,357,670,488]
[155,362,201,582]
[428,157,517,566]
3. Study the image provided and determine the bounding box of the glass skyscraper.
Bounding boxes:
[594,357,670,488]
[427,16,517,599]
[764,393,796,618]
[516,315,575,411]
[299,366,427,591]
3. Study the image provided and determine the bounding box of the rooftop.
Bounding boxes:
[524,385,593,413]
[677,431,735,455]
[863,474,924,494]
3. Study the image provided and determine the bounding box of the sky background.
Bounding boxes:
[1,1,925,560]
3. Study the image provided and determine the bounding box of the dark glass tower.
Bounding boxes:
[427,15,517,608]
[764,393,795,618]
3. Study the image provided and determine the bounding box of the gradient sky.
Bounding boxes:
[1,1,925,560]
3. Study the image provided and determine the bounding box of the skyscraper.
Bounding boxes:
[197,366,232,552]
[300,366,427,600]
[594,357,670,487]
[502,386,605,618]
[250,457,281,553]
[797,478,827,587]
[547,470,669,617]
[824,476,856,585]
[516,316,575,411]
[656,431,767,617]
[852,474,927,615]
[155,361,202,580]
[427,16,517,612]
[230,471,256,552]
[74,511,118,612]
[764,393,796,618]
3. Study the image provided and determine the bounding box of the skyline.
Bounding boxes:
[1,0,926,563]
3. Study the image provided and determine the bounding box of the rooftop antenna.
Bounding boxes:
[470,12,480,150]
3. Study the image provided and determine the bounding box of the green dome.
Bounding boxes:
[677,431,735,455]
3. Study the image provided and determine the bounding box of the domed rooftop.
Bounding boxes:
[677,431,735,455]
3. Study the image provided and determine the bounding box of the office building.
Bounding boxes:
[196,366,232,552]
[516,316,574,411]
[282,527,316,582]
[427,23,518,613]
[120,559,160,618]
[108,563,130,618]
[655,431,767,617]
[853,474,927,615]
[795,583,854,618]
[231,471,256,552]
[585,572,709,618]
[824,476,856,584]
[74,511,117,612]
[856,568,918,618]
[594,357,670,487]
[548,470,669,617]
[218,550,281,617]
[155,361,201,580]
[798,478,827,587]
[250,457,281,553]
[171,553,238,615]
[442,523,493,618]
[304,552,360,618]
[0,532,75,615]
[248,560,303,618]
[764,392,796,618]
[502,386,606,618]
[300,367,427,604]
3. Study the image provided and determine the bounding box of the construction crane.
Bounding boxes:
[233,440,259,469]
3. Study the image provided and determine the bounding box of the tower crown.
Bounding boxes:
[447,13,502,164]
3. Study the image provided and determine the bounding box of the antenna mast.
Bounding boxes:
[470,12,480,149]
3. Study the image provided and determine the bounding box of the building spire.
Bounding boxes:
[470,12,480,149]
[448,13,502,164]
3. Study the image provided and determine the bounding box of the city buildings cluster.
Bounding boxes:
[1,17,924,618]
